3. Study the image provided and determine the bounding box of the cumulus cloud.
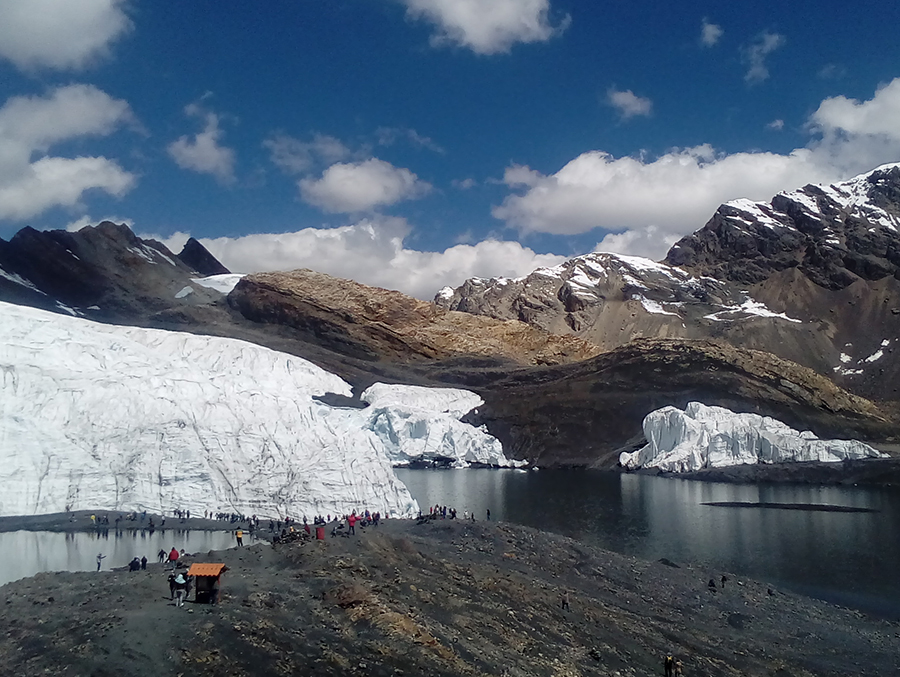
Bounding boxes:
[492,77,900,259]
[299,158,432,213]
[742,31,785,84]
[607,88,653,120]
[154,217,565,299]
[700,19,723,47]
[0,0,132,71]
[167,104,236,184]
[0,84,135,221]
[400,0,570,55]
[263,133,351,175]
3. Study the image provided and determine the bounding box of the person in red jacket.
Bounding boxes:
[168,547,179,569]
[347,513,357,535]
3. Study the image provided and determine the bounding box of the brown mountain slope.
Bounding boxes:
[227,270,602,366]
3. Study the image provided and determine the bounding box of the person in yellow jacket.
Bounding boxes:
[235,528,243,546]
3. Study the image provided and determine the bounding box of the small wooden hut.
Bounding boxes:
[187,563,228,604]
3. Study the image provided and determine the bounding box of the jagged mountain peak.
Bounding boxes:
[667,163,900,289]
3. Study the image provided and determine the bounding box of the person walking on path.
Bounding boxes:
[560,590,570,611]
[486,509,491,520]
[168,547,179,570]
[157,549,166,563]
[236,528,243,546]
[173,574,187,607]
[96,553,106,571]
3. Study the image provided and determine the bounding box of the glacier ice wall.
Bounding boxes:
[0,301,510,517]
[619,402,885,473]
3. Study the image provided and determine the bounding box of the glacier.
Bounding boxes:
[619,402,885,473]
[0,301,514,518]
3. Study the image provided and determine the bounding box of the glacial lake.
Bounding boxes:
[0,528,249,588]
[395,468,900,618]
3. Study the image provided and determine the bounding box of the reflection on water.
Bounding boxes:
[395,468,900,617]
[0,529,246,587]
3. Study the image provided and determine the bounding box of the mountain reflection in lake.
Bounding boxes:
[395,468,900,618]
[0,529,245,588]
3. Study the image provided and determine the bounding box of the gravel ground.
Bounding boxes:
[1,517,898,676]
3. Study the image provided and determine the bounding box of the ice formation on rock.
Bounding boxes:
[361,383,523,468]
[0,301,511,517]
[619,402,885,473]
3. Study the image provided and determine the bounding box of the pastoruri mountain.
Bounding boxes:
[436,164,900,404]
[1,167,899,468]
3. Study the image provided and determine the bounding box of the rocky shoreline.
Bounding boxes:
[1,517,898,676]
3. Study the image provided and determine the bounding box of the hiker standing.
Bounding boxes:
[560,590,570,610]
[236,528,243,546]
[664,655,675,677]
[140,556,147,570]
[348,513,357,535]
[96,553,106,571]
[168,547,179,569]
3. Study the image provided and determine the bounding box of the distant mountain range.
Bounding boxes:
[437,164,900,404]
[1,165,898,468]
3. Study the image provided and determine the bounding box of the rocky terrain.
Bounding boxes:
[1,518,897,677]
[437,165,900,403]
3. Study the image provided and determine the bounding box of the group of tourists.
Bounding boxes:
[418,504,490,522]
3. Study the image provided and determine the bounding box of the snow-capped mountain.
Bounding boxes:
[436,165,900,402]
[0,301,518,518]
[619,402,885,473]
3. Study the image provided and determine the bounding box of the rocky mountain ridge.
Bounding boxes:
[436,164,900,402]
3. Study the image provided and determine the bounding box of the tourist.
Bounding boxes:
[96,553,106,571]
[236,528,243,546]
[157,549,166,563]
[168,547,179,569]
[486,509,491,520]
[140,556,147,570]
[167,573,176,599]
[173,574,187,607]
[348,512,357,535]
[560,590,570,610]
[664,655,675,677]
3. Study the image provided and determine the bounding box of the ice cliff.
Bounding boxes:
[619,402,885,472]
[0,301,514,518]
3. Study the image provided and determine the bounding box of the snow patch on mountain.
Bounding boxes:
[619,402,885,473]
[0,301,513,518]
[193,274,244,294]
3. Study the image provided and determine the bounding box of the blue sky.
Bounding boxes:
[1,0,900,298]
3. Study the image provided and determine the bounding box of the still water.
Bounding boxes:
[395,468,900,618]
[0,529,244,588]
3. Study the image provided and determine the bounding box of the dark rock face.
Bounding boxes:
[0,222,224,321]
[177,237,230,276]
[666,165,900,289]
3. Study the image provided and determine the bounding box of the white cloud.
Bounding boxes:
[0,0,132,71]
[376,127,445,154]
[743,31,785,84]
[167,104,236,184]
[607,88,653,120]
[263,133,351,175]
[0,84,135,221]
[401,0,570,55]
[452,178,477,190]
[766,119,785,131]
[66,214,133,232]
[299,158,432,213]
[159,217,565,299]
[594,226,683,261]
[700,19,723,47]
[492,77,900,258]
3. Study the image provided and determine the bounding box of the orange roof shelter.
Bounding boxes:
[187,563,228,604]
